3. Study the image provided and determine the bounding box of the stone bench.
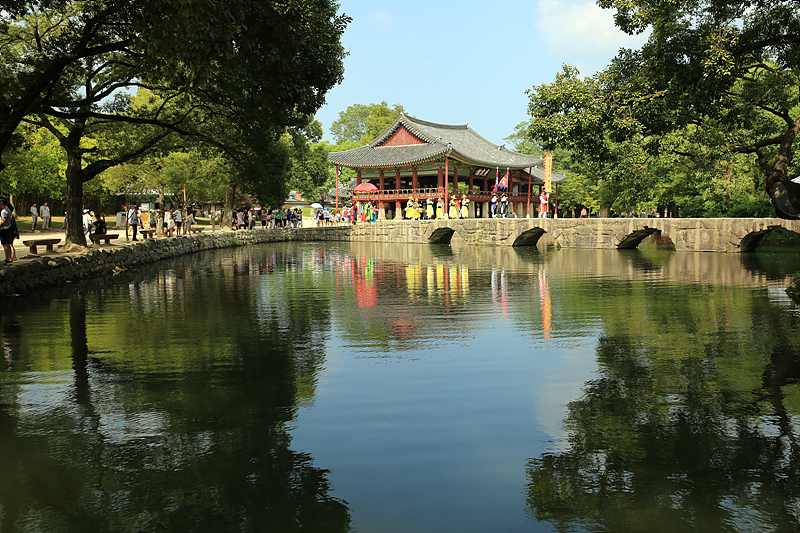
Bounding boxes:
[189,226,205,234]
[90,234,119,245]
[22,238,61,254]
[140,229,156,240]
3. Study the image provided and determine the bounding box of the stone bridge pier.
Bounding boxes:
[322,217,800,252]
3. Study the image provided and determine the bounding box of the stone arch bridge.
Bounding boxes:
[300,218,800,252]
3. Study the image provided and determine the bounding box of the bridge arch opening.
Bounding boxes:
[428,227,456,244]
[740,226,800,251]
[617,227,665,249]
[513,228,547,247]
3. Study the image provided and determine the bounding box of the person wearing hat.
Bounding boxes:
[490,193,498,218]
[449,197,458,219]
[82,209,92,235]
[0,197,19,263]
[461,194,469,219]
[426,197,434,220]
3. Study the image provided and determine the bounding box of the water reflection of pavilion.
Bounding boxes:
[327,114,567,219]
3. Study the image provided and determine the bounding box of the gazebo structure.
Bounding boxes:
[327,114,567,219]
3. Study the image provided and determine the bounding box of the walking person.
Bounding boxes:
[538,191,549,219]
[30,203,38,232]
[40,201,51,230]
[173,206,183,235]
[128,203,140,241]
[82,209,92,235]
[184,208,195,234]
[0,198,19,263]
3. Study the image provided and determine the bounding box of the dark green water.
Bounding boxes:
[1,242,799,532]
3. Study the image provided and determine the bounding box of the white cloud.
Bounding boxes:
[535,0,650,75]
[371,11,393,28]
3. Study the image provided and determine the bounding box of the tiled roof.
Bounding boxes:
[328,114,545,170]
[528,166,568,184]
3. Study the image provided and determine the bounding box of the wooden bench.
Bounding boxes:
[189,226,205,234]
[90,233,119,245]
[22,238,61,254]
[140,229,156,240]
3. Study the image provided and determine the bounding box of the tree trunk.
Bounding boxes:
[65,162,87,247]
[766,173,800,220]
[223,182,235,230]
[598,204,613,218]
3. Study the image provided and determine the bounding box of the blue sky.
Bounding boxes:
[314,0,650,146]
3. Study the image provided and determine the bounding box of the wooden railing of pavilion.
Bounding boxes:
[352,188,536,204]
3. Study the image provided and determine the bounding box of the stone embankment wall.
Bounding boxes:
[0,229,295,299]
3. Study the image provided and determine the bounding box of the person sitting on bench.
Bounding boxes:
[92,213,107,236]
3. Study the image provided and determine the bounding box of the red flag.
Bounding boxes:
[498,170,509,189]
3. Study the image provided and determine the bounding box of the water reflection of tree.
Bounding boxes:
[0,248,350,532]
[525,328,800,532]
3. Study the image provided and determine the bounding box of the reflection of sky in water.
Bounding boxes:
[3,242,799,533]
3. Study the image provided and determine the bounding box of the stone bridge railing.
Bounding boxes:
[297,218,800,252]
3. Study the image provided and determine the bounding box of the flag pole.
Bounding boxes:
[445,156,449,219]
[526,166,532,217]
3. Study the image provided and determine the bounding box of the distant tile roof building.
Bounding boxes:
[327,114,567,219]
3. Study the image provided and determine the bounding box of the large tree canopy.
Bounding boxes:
[528,0,800,219]
[0,0,350,243]
[329,102,406,145]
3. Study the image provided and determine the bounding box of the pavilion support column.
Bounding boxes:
[379,170,385,193]
[396,169,401,190]
[468,171,474,193]
[395,200,402,219]
[413,168,419,192]
[453,167,459,198]
[437,165,443,194]
[356,169,362,186]
[378,201,386,221]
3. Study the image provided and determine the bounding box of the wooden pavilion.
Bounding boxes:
[327,114,567,219]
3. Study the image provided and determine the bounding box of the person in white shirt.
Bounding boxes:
[82,209,92,235]
[30,203,38,231]
[40,201,51,230]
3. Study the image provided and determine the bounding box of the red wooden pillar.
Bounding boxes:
[356,169,362,186]
[413,167,418,192]
[453,166,459,196]
[437,165,443,193]
[396,169,401,190]
[468,170,474,193]
[379,170,385,192]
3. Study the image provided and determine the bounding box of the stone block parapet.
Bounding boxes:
[0,229,295,299]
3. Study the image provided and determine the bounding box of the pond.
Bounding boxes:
[1,241,799,532]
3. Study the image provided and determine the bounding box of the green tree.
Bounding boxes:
[329,102,406,145]
[1,0,350,242]
[561,0,800,219]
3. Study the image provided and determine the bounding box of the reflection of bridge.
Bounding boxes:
[299,218,800,252]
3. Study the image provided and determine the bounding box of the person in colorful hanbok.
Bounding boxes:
[460,195,469,218]
[426,198,434,220]
[405,197,416,219]
[436,198,444,219]
[490,194,498,218]
[500,193,508,218]
[448,198,458,219]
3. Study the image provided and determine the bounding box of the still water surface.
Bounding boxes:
[1,242,799,532]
